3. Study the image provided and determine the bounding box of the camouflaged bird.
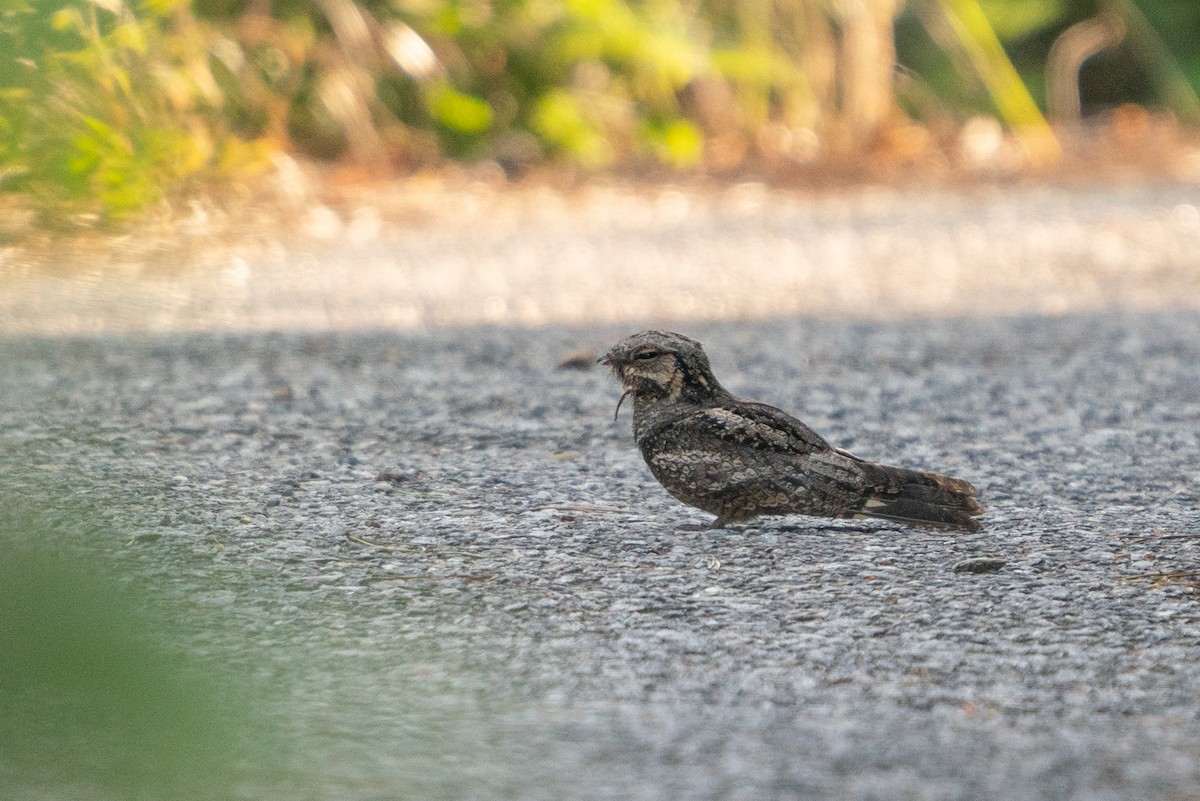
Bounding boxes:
[601,331,983,532]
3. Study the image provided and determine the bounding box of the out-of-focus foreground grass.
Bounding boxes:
[0,461,511,799]
[1,0,1199,221]
[0,490,256,800]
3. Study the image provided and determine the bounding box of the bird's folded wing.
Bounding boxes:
[695,401,830,454]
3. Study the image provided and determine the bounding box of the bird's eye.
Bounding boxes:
[634,350,660,360]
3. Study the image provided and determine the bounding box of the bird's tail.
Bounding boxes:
[849,460,984,532]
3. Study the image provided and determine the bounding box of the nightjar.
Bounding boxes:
[601,331,983,531]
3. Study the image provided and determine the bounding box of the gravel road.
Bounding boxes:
[3,309,1199,800]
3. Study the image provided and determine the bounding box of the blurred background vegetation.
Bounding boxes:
[1,0,1199,219]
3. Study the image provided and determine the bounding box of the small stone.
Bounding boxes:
[953,557,1007,574]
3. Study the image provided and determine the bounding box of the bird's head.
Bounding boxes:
[600,331,724,414]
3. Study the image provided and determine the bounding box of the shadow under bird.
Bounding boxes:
[600,331,984,532]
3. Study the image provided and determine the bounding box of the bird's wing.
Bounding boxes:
[636,400,858,521]
[695,399,831,455]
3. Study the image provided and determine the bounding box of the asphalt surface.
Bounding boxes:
[2,311,1199,800]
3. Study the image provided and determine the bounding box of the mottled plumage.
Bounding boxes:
[600,331,984,531]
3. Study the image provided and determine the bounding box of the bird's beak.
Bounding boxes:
[598,351,614,367]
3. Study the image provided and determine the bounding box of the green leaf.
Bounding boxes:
[713,44,789,87]
[977,0,1064,41]
[427,85,493,133]
[530,88,611,166]
[640,118,702,167]
[50,7,84,33]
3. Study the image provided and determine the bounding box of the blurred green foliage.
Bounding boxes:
[1,0,1198,219]
[0,448,521,798]
[1144,0,1200,85]
[0,0,272,220]
[0,497,248,801]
